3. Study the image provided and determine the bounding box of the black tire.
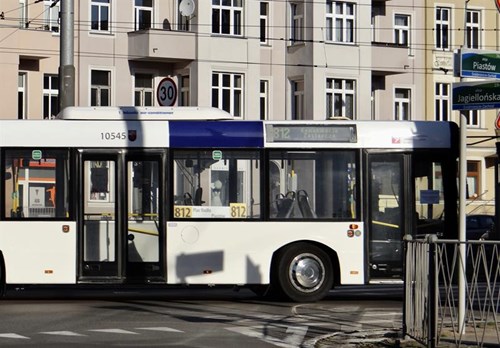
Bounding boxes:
[274,243,333,302]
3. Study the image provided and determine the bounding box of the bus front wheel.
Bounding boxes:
[274,243,333,302]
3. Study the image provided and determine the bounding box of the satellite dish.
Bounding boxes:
[179,0,195,17]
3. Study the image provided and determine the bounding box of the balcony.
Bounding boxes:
[371,42,412,75]
[128,29,196,62]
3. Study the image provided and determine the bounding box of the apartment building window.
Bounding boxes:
[435,83,450,121]
[260,80,269,120]
[326,78,355,119]
[394,14,410,46]
[18,73,26,120]
[135,0,153,31]
[260,2,269,45]
[212,72,243,117]
[134,74,153,106]
[394,88,411,120]
[91,70,111,106]
[435,7,450,50]
[19,0,27,28]
[326,1,354,43]
[291,80,304,120]
[178,0,189,31]
[467,161,480,199]
[466,9,481,49]
[91,0,110,32]
[44,0,60,33]
[212,0,243,36]
[465,110,479,128]
[290,2,304,43]
[179,75,190,106]
[43,74,59,119]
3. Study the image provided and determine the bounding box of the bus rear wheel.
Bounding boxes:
[274,243,333,302]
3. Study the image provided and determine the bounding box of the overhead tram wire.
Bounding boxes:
[0,0,58,45]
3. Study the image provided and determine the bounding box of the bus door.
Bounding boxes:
[79,151,164,283]
[367,153,405,279]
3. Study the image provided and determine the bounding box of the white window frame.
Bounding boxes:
[434,82,450,122]
[179,75,190,106]
[394,88,411,121]
[212,0,243,36]
[43,74,59,119]
[289,2,304,44]
[91,0,110,33]
[18,73,27,120]
[465,110,480,128]
[326,78,355,119]
[19,0,28,28]
[134,0,153,31]
[211,72,244,117]
[435,7,450,50]
[394,14,410,47]
[466,159,482,199]
[260,79,269,120]
[291,79,304,120]
[90,69,112,107]
[466,9,481,49]
[44,0,60,33]
[326,1,355,44]
[260,2,270,45]
[134,73,154,107]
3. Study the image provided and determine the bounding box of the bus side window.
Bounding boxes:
[268,150,357,220]
[173,150,261,219]
[3,149,70,219]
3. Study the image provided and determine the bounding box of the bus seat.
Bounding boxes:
[276,191,295,218]
[183,192,193,205]
[297,190,317,218]
[274,193,285,213]
[194,187,205,205]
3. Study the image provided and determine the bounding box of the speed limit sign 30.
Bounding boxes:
[157,77,177,106]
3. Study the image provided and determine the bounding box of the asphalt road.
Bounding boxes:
[0,285,404,347]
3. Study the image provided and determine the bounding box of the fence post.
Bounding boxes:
[427,234,438,348]
[402,234,412,338]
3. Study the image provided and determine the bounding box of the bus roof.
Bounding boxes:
[0,118,458,150]
[56,106,233,120]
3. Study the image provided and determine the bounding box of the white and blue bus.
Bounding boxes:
[0,107,459,302]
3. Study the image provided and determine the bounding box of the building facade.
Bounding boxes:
[425,0,500,214]
[0,0,498,213]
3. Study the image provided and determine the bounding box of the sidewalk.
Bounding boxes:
[315,329,417,347]
[314,327,498,347]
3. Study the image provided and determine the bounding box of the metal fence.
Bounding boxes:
[404,235,500,347]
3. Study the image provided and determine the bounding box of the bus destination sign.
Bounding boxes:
[266,124,357,143]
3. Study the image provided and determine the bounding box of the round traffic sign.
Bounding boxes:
[157,77,177,106]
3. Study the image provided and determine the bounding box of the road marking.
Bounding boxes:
[284,326,308,346]
[89,329,139,335]
[0,333,30,339]
[226,325,308,348]
[40,331,86,336]
[136,327,184,333]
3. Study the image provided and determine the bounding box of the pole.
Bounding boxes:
[457,0,470,336]
[59,0,75,112]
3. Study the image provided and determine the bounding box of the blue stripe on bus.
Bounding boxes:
[169,121,264,148]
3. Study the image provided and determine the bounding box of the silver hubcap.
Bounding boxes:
[289,253,325,293]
